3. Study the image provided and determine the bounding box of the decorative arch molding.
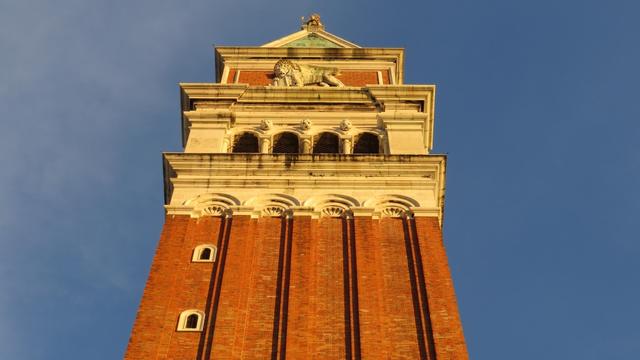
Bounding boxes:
[363,194,419,218]
[245,193,300,218]
[166,192,437,219]
[304,194,359,218]
[228,127,263,136]
[363,194,419,208]
[380,206,410,218]
[183,193,240,217]
[261,205,288,217]
[311,128,344,137]
[320,206,347,217]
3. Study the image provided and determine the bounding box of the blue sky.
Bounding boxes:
[1,0,639,358]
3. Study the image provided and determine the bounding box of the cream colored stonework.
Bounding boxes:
[165,22,446,224]
[179,84,435,154]
[163,154,446,223]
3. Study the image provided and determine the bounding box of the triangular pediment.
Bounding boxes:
[261,29,360,49]
[281,33,342,48]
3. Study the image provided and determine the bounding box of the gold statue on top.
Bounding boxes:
[301,13,325,31]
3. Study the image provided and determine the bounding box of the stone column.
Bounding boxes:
[342,138,352,154]
[301,137,312,154]
[222,137,231,153]
[260,137,271,154]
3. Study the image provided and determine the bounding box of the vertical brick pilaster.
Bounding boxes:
[286,217,347,358]
[127,215,467,359]
[208,216,282,358]
[414,217,468,359]
[353,217,422,359]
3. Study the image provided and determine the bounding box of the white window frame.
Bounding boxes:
[192,244,217,262]
[177,309,205,332]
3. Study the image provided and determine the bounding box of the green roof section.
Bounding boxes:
[281,33,342,48]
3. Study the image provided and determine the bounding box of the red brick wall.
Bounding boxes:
[226,69,236,84]
[125,215,467,359]
[354,217,424,358]
[414,217,468,359]
[125,216,222,360]
[287,217,347,358]
[208,216,281,358]
[338,71,379,86]
[382,70,391,84]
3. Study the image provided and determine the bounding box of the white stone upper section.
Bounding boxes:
[163,154,446,222]
[164,19,446,222]
[179,84,435,155]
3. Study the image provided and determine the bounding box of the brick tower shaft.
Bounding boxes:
[126,15,468,359]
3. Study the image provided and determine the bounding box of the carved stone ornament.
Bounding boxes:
[202,206,226,217]
[301,119,312,131]
[272,59,344,87]
[321,206,345,218]
[262,206,286,217]
[340,119,353,131]
[381,207,407,218]
[260,119,273,130]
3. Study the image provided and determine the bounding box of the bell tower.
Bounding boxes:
[126,15,468,359]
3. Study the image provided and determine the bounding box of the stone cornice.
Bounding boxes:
[163,153,447,223]
[179,84,436,151]
[180,84,434,112]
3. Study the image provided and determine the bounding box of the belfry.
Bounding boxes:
[126,15,468,359]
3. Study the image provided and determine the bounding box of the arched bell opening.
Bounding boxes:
[273,132,300,154]
[353,132,380,154]
[232,132,259,153]
[313,132,340,154]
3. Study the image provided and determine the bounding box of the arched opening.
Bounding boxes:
[273,132,299,154]
[353,133,380,154]
[185,314,199,329]
[192,245,217,262]
[199,248,212,260]
[313,132,340,154]
[232,132,259,153]
[177,310,205,331]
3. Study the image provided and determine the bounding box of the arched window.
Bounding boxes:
[232,132,259,153]
[273,132,299,154]
[186,314,199,329]
[192,244,217,262]
[313,132,340,154]
[353,133,380,154]
[177,310,204,331]
[199,248,211,260]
